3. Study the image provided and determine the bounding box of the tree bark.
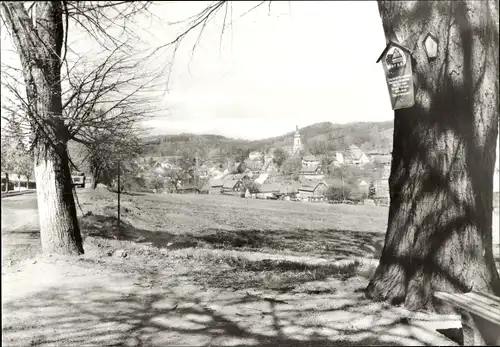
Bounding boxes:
[35,143,83,254]
[1,2,84,255]
[5,172,10,193]
[367,0,500,310]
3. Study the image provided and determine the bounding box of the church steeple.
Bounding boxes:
[293,125,302,154]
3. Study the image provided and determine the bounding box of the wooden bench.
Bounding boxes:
[434,290,500,346]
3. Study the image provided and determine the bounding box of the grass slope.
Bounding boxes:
[1,190,463,346]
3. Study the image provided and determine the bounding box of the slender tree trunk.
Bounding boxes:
[5,172,9,193]
[1,2,84,255]
[117,163,121,231]
[366,0,500,310]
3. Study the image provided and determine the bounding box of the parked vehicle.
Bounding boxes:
[71,172,86,188]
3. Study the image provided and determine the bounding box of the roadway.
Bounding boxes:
[1,192,40,257]
[1,192,39,233]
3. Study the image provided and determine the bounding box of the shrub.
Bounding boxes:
[325,186,351,201]
[368,181,376,199]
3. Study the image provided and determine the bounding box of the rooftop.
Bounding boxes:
[259,183,281,193]
[223,179,241,189]
[302,155,319,161]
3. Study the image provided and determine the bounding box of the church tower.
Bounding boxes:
[292,125,303,154]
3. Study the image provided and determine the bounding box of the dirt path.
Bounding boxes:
[0,192,470,346]
[2,253,458,347]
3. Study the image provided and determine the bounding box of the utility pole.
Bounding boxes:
[342,175,345,202]
[117,161,121,232]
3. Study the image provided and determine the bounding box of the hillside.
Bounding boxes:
[142,121,394,159]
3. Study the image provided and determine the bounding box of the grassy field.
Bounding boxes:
[0,189,478,346]
[75,191,389,292]
[79,190,388,257]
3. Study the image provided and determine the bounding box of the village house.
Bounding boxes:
[330,159,342,168]
[241,168,254,179]
[263,161,279,175]
[254,173,269,185]
[204,178,224,194]
[279,181,301,199]
[344,145,370,166]
[298,154,323,180]
[248,151,263,161]
[256,183,281,199]
[221,179,244,196]
[244,158,263,175]
[210,168,225,179]
[197,164,209,179]
[297,182,328,202]
[299,165,325,180]
[325,151,344,166]
[224,173,245,181]
[302,155,320,167]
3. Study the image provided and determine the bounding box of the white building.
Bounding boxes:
[248,151,263,161]
[292,125,303,155]
[335,152,344,164]
[302,155,320,167]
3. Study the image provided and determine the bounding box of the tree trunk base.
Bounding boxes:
[35,145,84,256]
[365,262,407,305]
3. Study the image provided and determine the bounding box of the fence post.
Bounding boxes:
[117,162,121,232]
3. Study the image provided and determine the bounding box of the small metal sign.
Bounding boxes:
[377,41,415,110]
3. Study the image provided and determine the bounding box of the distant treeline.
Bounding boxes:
[142,121,394,160]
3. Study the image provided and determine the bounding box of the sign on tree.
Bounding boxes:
[377,41,415,110]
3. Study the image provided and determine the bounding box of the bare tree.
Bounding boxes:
[1,131,24,192]
[67,109,145,189]
[0,2,164,255]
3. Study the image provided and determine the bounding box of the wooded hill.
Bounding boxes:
[142,120,394,159]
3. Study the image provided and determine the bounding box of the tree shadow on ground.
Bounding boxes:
[79,213,385,260]
[2,266,455,347]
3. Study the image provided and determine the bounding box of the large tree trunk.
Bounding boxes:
[367,0,500,310]
[1,2,84,255]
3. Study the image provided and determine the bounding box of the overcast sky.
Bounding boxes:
[2,2,498,170]
[145,1,394,140]
[1,1,393,140]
